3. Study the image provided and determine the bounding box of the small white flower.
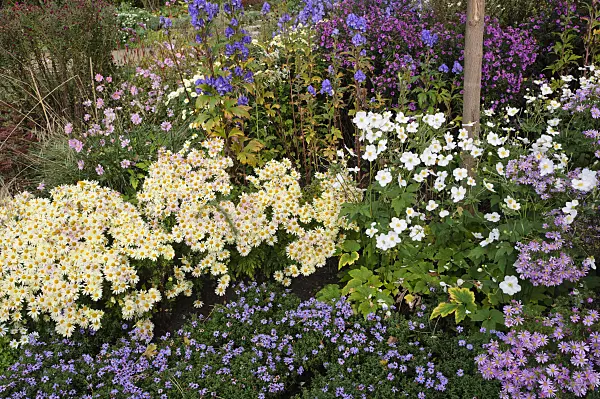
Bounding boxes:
[506,107,519,117]
[540,84,553,96]
[366,222,378,238]
[400,152,421,170]
[572,168,598,192]
[484,212,501,222]
[375,169,393,187]
[390,217,408,233]
[499,275,521,296]
[497,147,510,159]
[484,181,495,192]
[362,144,378,162]
[453,168,468,182]
[496,162,505,176]
[425,200,439,211]
[450,186,466,202]
[504,196,521,211]
[539,158,555,176]
[439,209,449,218]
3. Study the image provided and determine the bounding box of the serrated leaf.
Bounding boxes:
[455,305,467,323]
[448,287,476,307]
[348,266,372,282]
[339,252,360,269]
[430,302,459,320]
[342,240,361,252]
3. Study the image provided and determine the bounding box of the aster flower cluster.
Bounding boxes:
[0,181,173,338]
[65,68,180,186]
[138,137,361,294]
[514,234,596,287]
[0,283,494,398]
[317,0,538,105]
[476,301,600,398]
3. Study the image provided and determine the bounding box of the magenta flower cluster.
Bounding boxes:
[476,301,600,398]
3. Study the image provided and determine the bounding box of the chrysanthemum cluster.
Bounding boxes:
[0,181,173,337]
[139,138,360,293]
[476,301,600,398]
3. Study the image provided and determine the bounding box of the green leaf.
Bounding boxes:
[455,305,467,323]
[467,246,486,261]
[348,266,373,282]
[316,284,341,303]
[430,302,459,320]
[339,252,360,269]
[470,309,490,322]
[342,240,361,252]
[448,287,476,307]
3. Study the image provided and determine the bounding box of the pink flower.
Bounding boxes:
[96,98,104,109]
[131,113,142,125]
[64,123,73,135]
[77,160,85,170]
[160,121,172,132]
[95,164,104,176]
[37,182,45,191]
[95,74,103,82]
[68,139,84,153]
[120,159,132,168]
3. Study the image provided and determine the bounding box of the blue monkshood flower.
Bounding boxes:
[298,0,332,25]
[237,95,249,106]
[354,70,366,83]
[438,64,449,73]
[230,17,238,26]
[243,70,254,83]
[261,2,270,14]
[327,65,335,75]
[351,33,367,47]
[277,13,291,30]
[360,49,367,56]
[159,16,172,30]
[421,29,438,48]
[321,79,333,96]
[452,60,463,74]
[332,28,339,36]
[307,85,316,95]
[346,13,367,32]
[189,0,220,30]
[225,26,235,38]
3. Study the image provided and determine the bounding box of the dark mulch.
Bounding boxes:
[154,258,340,336]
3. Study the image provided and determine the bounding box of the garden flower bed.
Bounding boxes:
[0,0,599,397]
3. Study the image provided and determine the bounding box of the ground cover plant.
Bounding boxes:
[1,0,600,397]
